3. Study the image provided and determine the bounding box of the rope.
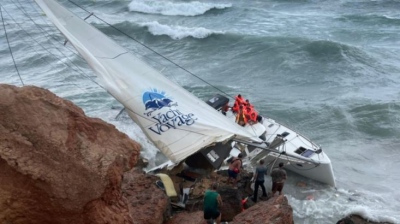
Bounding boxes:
[0,5,24,86]
[13,0,102,90]
[66,0,235,101]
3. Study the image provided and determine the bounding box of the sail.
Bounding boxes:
[34,0,262,163]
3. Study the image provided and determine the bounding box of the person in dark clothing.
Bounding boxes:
[251,159,267,202]
[203,183,223,224]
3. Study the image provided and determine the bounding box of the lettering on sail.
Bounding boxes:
[148,109,197,135]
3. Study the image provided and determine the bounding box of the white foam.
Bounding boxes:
[139,21,225,40]
[287,187,400,223]
[92,109,160,167]
[343,206,398,223]
[128,0,231,16]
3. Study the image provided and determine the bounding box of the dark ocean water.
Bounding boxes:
[1,0,400,223]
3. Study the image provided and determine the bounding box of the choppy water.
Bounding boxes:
[1,0,400,223]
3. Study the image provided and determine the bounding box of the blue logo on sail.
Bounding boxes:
[143,90,176,116]
[142,89,197,135]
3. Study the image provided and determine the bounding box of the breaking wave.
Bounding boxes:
[128,0,232,16]
[339,14,400,26]
[139,21,225,40]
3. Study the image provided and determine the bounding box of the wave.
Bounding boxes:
[300,39,365,62]
[128,0,232,16]
[138,21,225,40]
[338,14,400,26]
[341,0,400,11]
[94,20,225,40]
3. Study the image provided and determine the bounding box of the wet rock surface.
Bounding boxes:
[336,214,394,224]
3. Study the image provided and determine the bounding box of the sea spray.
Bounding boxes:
[128,0,231,16]
[139,21,225,40]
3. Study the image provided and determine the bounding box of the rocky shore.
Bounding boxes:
[0,84,392,224]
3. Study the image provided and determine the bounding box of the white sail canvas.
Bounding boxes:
[35,0,262,163]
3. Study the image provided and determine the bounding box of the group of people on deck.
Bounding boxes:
[224,94,261,126]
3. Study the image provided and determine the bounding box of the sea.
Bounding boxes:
[1,0,400,223]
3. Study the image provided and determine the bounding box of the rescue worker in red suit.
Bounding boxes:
[233,94,246,113]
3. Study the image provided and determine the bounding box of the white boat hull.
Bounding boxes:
[225,110,336,187]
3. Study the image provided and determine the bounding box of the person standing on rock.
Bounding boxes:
[227,153,243,188]
[251,159,268,202]
[270,162,287,196]
[203,183,223,224]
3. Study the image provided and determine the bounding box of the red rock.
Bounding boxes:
[231,195,294,224]
[0,84,297,224]
[164,211,204,224]
[0,84,168,224]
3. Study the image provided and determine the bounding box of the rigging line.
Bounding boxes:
[24,0,86,61]
[28,0,175,86]
[268,153,282,175]
[1,4,95,93]
[297,133,319,149]
[247,123,261,137]
[1,5,24,86]
[66,0,235,101]
[96,51,129,59]
[13,0,103,90]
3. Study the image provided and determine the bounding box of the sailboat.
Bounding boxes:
[34,0,335,187]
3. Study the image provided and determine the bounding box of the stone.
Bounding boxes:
[231,195,294,224]
[0,84,167,224]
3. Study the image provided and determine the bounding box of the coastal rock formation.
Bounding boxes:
[231,195,294,224]
[164,211,204,224]
[121,168,170,224]
[337,214,394,224]
[162,192,292,224]
[0,84,295,224]
[0,84,159,224]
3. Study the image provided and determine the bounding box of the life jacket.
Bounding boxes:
[233,95,246,113]
[244,100,253,108]
[244,106,252,120]
[250,108,258,122]
[232,101,240,113]
[235,110,247,126]
[250,111,258,122]
[235,95,246,106]
[244,106,258,122]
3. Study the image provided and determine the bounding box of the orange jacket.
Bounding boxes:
[235,95,246,105]
[232,101,240,113]
[233,95,246,113]
[245,106,258,122]
[235,110,247,125]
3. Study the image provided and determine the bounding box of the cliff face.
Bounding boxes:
[0,84,294,224]
[0,84,146,224]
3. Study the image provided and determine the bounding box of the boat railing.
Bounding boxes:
[262,115,322,151]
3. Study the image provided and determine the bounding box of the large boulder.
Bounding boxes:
[231,195,294,224]
[121,168,170,224]
[337,214,394,224]
[0,84,167,224]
